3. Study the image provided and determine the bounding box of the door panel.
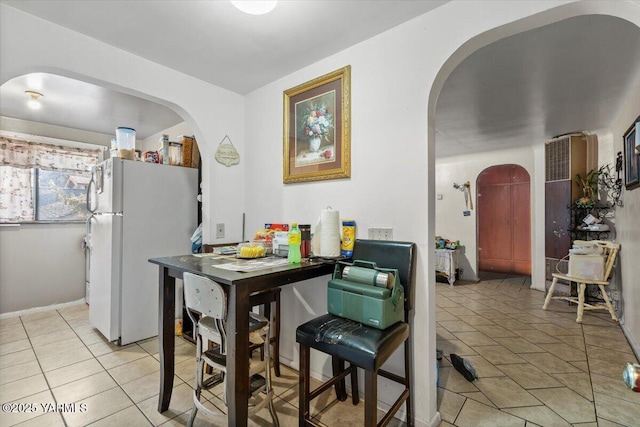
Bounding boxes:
[478,184,512,271]
[88,214,122,342]
[478,164,531,275]
[512,181,531,274]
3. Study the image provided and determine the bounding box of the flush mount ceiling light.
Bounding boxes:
[25,90,44,110]
[230,0,277,15]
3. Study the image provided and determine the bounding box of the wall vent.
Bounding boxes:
[545,137,570,182]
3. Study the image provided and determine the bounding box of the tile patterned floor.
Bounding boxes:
[1,271,639,426]
[0,303,400,426]
[437,271,640,427]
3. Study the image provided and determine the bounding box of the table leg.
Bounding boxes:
[158,267,175,412]
[226,285,250,426]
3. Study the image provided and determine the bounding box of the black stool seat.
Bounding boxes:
[296,314,408,372]
[296,239,416,427]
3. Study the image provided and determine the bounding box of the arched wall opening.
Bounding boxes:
[427,2,640,425]
[428,0,640,293]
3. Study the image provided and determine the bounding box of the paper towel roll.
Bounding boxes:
[319,208,341,257]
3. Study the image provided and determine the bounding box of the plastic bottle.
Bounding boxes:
[160,134,169,164]
[288,223,302,264]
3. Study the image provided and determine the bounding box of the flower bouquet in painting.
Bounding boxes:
[298,103,334,153]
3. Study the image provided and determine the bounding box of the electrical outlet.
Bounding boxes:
[216,223,225,239]
[368,227,393,240]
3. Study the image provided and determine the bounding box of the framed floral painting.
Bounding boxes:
[623,115,640,190]
[283,66,350,183]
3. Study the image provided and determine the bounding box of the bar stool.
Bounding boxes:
[296,239,417,426]
[183,272,279,427]
[250,288,282,376]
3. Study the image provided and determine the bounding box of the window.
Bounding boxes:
[36,169,93,221]
[0,136,100,223]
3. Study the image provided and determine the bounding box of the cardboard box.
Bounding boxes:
[568,254,605,281]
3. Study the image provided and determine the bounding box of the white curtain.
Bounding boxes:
[0,166,33,221]
[0,136,100,172]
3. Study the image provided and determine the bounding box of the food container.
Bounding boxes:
[115,127,136,160]
[236,242,267,259]
[142,151,160,163]
[252,239,273,255]
[178,135,196,168]
[272,231,289,257]
[168,142,182,166]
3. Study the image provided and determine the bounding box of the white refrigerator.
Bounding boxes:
[86,158,197,345]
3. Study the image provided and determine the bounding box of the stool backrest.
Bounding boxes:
[183,272,227,321]
[351,239,417,315]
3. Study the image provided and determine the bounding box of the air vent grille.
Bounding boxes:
[545,137,570,182]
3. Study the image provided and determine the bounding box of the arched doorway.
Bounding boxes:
[477,164,531,275]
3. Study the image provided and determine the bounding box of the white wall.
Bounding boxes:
[0,116,112,147]
[0,122,112,314]
[0,223,86,312]
[0,4,245,245]
[3,1,639,425]
[608,72,640,355]
[243,2,603,424]
[139,121,194,153]
[435,146,538,282]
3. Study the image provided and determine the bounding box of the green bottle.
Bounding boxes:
[288,223,302,264]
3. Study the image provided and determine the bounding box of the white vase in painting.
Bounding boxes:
[309,136,322,152]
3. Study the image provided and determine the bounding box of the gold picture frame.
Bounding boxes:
[283,66,351,183]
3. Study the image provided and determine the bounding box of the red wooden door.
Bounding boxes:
[477,165,531,275]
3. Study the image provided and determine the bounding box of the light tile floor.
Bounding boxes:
[0,303,399,426]
[1,272,638,426]
[437,271,640,427]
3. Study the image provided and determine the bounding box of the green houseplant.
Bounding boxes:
[574,168,599,207]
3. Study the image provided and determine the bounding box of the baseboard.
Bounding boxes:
[620,319,640,362]
[429,412,442,427]
[0,298,87,319]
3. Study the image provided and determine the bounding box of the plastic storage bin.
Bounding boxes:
[115,127,136,160]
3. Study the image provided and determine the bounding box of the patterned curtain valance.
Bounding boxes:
[0,136,100,173]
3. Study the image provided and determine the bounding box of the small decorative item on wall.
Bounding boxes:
[283,66,351,183]
[215,135,240,167]
[453,181,473,216]
[623,116,640,190]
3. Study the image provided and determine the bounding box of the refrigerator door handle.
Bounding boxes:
[84,214,95,250]
[95,164,104,194]
[86,175,96,213]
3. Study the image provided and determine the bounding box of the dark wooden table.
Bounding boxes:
[149,254,333,426]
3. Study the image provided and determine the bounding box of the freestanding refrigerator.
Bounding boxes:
[86,158,197,345]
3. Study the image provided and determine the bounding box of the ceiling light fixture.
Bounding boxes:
[230,0,277,15]
[25,90,44,110]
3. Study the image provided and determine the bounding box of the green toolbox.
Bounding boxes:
[327,260,404,330]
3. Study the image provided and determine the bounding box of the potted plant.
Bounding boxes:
[574,168,599,207]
